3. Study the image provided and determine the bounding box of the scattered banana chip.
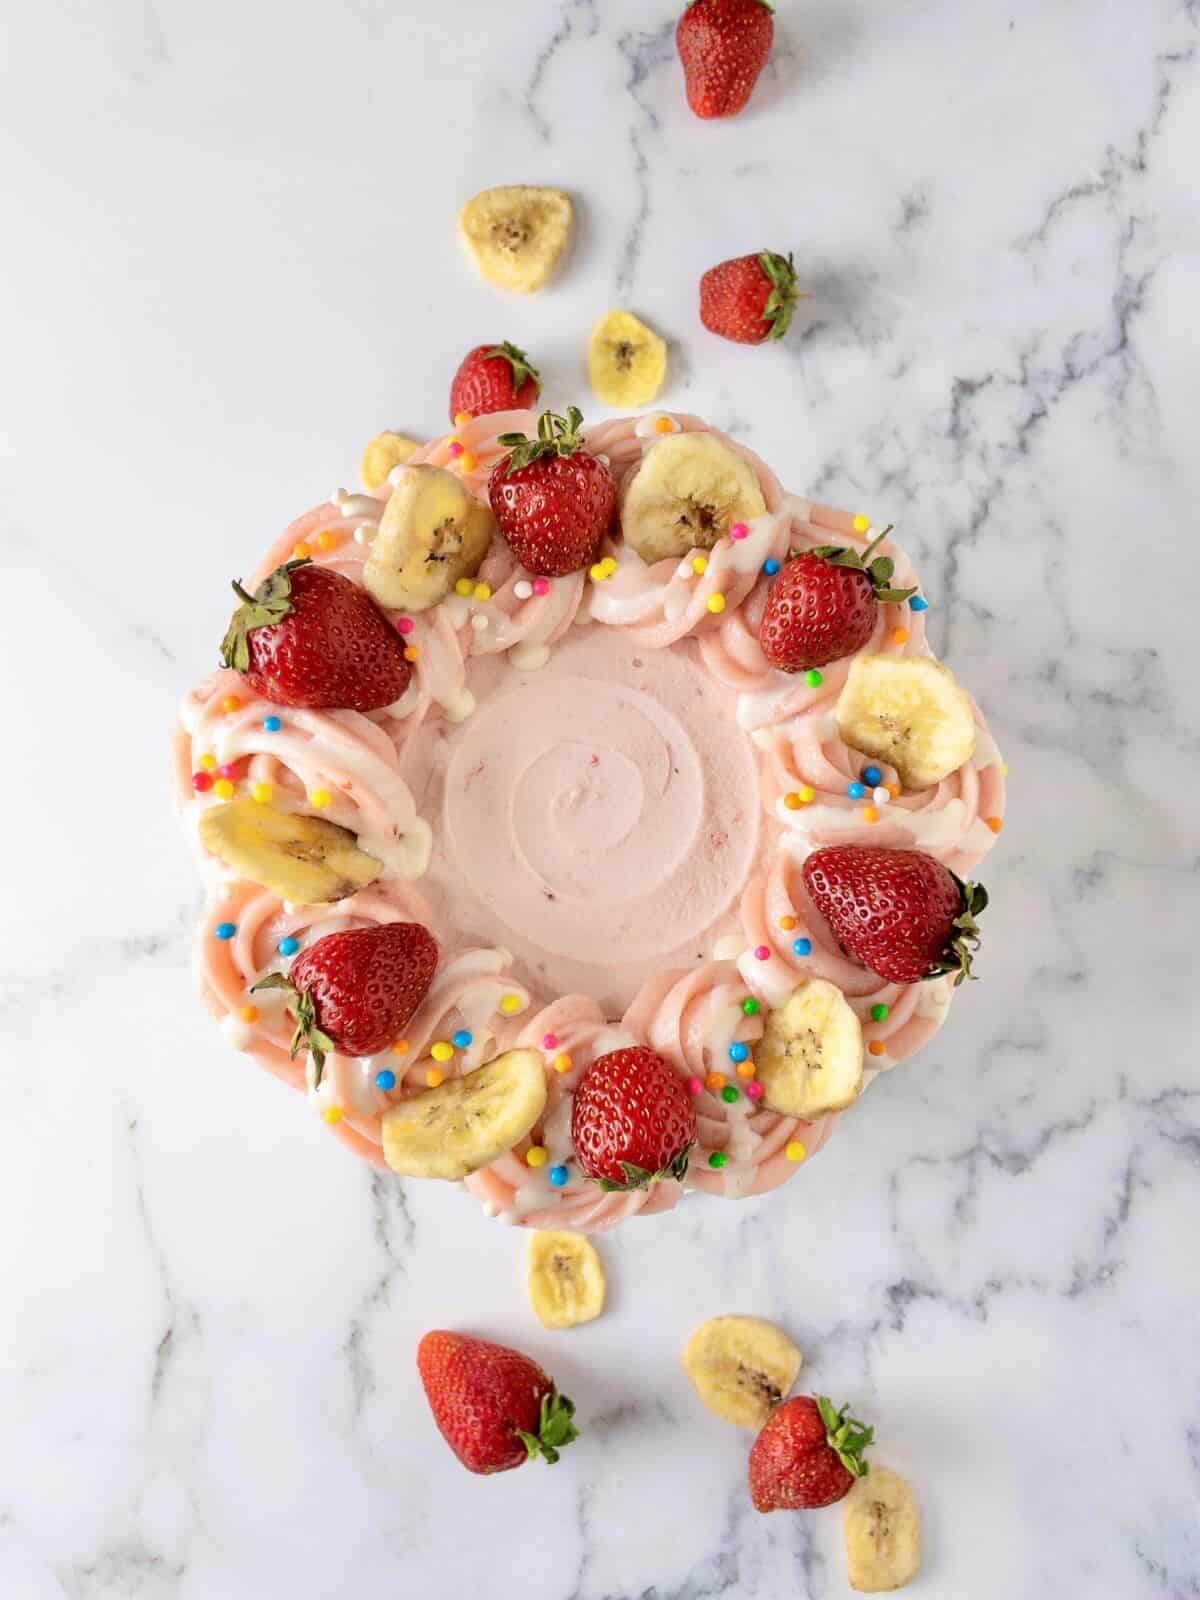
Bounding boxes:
[381,1049,546,1180]
[198,798,382,904]
[843,1467,921,1592]
[681,1315,802,1429]
[835,654,976,791]
[620,431,767,563]
[527,1231,606,1329]
[588,309,668,407]
[364,463,495,612]
[753,979,864,1119]
[458,185,573,294]
[360,432,421,492]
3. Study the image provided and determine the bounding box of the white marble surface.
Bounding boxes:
[3,0,1198,1594]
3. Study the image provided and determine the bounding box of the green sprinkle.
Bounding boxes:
[741,997,760,1015]
[708,1151,729,1169]
[721,1085,739,1104]
[870,1003,889,1022]
[804,669,823,688]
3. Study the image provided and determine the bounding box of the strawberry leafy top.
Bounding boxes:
[933,875,989,985]
[758,250,799,340]
[220,558,309,674]
[807,527,917,604]
[816,1396,873,1478]
[593,1145,692,1194]
[484,341,542,398]
[251,971,336,1084]
[498,406,586,474]
[515,1388,579,1465]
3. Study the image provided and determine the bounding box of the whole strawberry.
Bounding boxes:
[220,559,410,711]
[750,1395,872,1512]
[803,846,988,986]
[571,1046,697,1190]
[700,251,799,344]
[417,1331,579,1475]
[448,341,541,423]
[254,921,437,1085]
[489,406,616,577]
[677,0,774,119]
[760,529,916,672]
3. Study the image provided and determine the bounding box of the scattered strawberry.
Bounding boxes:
[700,250,799,343]
[677,0,774,119]
[802,846,988,986]
[759,529,916,672]
[254,921,437,1085]
[417,1331,579,1475]
[750,1395,873,1512]
[448,341,542,424]
[570,1045,697,1190]
[489,406,616,576]
[220,559,410,711]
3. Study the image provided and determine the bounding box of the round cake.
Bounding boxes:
[173,407,1005,1232]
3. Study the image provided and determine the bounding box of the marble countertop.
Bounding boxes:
[3,0,1198,1595]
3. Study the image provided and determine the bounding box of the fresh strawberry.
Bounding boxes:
[489,406,616,577]
[759,529,916,671]
[220,559,410,712]
[803,846,988,986]
[677,0,774,119]
[254,921,437,1085]
[699,251,798,344]
[749,1395,873,1512]
[448,341,542,423]
[570,1046,697,1190]
[417,1331,579,1475]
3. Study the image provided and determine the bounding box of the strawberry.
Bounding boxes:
[759,529,916,672]
[570,1046,697,1190]
[677,0,774,119]
[448,341,542,423]
[749,1395,873,1512]
[417,1331,579,1475]
[220,559,410,712]
[700,250,799,344]
[489,406,616,577]
[253,921,437,1085]
[803,846,988,986]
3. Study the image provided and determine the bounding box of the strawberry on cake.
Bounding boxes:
[173,405,1005,1232]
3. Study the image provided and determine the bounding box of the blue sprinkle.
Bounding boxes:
[728,1040,750,1064]
[763,558,781,576]
[375,1068,397,1091]
[847,781,866,800]
[910,596,929,612]
[548,1164,570,1188]
[214,922,236,941]
[278,936,300,957]
[792,938,812,957]
[452,1029,473,1049]
[862,765,883,786]
[263,715,282,732]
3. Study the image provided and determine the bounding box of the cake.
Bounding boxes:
[173,407,1005,1232]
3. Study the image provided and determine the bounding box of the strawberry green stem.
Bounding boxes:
[516,1388,579,1465]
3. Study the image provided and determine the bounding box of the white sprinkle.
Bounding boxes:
[873,786,890,806]
[513,579,533,600]
[470,613,489,631]
[676,561,693,580]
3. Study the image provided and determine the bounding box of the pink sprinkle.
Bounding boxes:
[541,1033,559,1051]
[532,577,550,597]
[217,762,240,780]
[686,1076,704,1097]
[729,522,749,541]
[395,616,415,635]
[745,1080,764,1101]
[754,945,770,961]
[447,440,464,459]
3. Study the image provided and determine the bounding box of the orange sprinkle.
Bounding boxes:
[735,1061,756,1080]
[454,410,473,427]
[705,1071,727,1092]
[239,1004,259,1023]
[553,1052,574,1074]
[783,792,803,811]
[220,695,242,714]
[868,1040,886,1057]
[886,783,901,799]
[986,816,1003,834]
[779,914,797,931]
[392,1039,410,1056]
[315,530,342,552]
[292,542,311,560]
[891,626,910,645]
[861,805,880,823]
[425,1068,444,1089]
[654,416,674,434]
[403,645,420,662]
[459,451,478,473]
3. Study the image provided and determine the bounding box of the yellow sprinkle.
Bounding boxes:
[404,645,420,662]
[736,1061,756,1079]
[525,1146,548,1168]
[425,1068,444,1089]
[601,556,618,575]
[654,416,674,434]
[1001,763,1009,776]
[459,451,478,473]
[852,514,870,534]
[430,1040,454,1063]
[706,593,727,614]
[212,778,235,800]
[239,1004,259,1023]
[323,1105,344,1125]
[861,805,880,823]
[472,582,492,601]
[198,753,217,771]
[220,695,242,714]
[797,785,815,804]
[292,542,311,560]
[589,563,607,582]
[454,411,473,427]
[391,1039,410,1056]
[251,781,273,804]
[779,915,797,931]
[455,578,474,596]
[499,993,523,1015]
[785,1140,807,1162]
[310,789,332,808]
[553,1052,573,1074]
[691,555,708,575]
[315,530,341,552]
